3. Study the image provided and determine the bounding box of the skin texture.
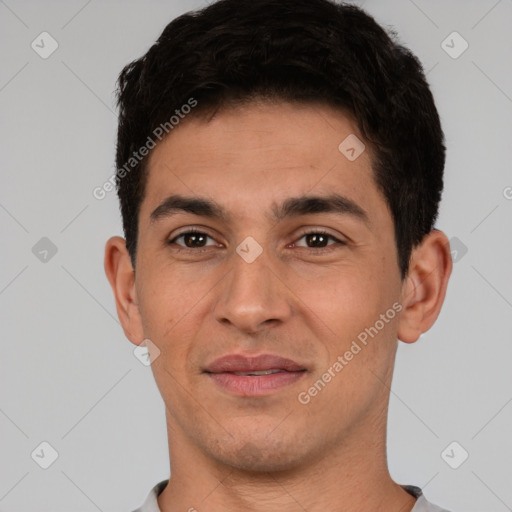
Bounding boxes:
[105,101,452,511]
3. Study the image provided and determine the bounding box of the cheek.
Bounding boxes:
[300,258,399,368]
[136,268,201,359]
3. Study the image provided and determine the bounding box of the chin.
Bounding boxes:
[208,434,312,473]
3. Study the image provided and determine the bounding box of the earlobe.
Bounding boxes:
[397,230,453,344]
[104,236,144,345]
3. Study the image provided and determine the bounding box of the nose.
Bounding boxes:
[213,244,293,334]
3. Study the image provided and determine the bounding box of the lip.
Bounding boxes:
[204,353,306,373]
[204,353,307,397]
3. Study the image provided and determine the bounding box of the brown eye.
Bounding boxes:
[169,229,218,250]
[294,231,345,250]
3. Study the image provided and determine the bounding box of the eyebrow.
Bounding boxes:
[150,193,370,227]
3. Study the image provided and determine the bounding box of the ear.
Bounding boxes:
[104,236,144,346]
[397,229,453,343]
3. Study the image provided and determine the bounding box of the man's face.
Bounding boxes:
[133,101,405,470]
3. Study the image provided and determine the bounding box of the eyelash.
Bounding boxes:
[168,228,346,254]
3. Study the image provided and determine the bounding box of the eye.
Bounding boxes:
[292,230,346,251]
[169,228,220,250]
[167,228,346,253]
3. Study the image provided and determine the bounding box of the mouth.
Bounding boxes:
[231,369,286,376]
[204,354,307,396]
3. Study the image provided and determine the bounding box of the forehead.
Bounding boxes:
[141,101,389,226]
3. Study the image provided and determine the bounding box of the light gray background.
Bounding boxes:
[1,1,511,511]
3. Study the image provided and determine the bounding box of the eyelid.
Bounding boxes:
[169,227,221,247]
[168,227,346,250]
[295,227,343,240]
[291,229,345,248]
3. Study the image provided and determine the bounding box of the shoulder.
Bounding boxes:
[131,480,168,512]
[403,484,452,512]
